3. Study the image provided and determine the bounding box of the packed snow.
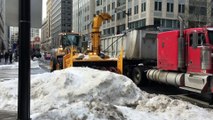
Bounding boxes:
[0,61,213,120]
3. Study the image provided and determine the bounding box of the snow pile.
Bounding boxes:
[0,63,213,120]
[136,95,213,120]
[30,67,143,113]
[31,60,40,68]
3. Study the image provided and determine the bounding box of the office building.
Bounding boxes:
[73,0,213,36]
[51,0,73,48]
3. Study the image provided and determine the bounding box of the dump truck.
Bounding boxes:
[101,19,213,103]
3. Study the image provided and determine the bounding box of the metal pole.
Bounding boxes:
[127,12,129,29]
[78,0,79,33]
[17,0,31,119]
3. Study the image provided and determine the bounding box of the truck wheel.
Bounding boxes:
[124,66,132,79]
[132,67,147,86]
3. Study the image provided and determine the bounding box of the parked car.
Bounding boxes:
[44,52,51,60]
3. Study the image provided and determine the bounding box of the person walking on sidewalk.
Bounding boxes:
[4,51,9,64]
[9,50,13,63]
[0,52,2,62]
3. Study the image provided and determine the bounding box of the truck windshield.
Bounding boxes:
[62,34,80,48]
[208,30,213,45]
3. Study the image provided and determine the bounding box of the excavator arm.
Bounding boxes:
[91,13,111,55]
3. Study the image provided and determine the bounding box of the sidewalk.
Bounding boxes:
[0,58,15,65]
[0,58,9,65]
[0,110,17,120]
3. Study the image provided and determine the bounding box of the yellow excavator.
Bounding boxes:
[50,13,123,73]
[49,32,82,72]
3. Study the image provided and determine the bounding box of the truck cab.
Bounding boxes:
[186,28,213,74]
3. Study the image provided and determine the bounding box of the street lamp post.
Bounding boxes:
[18,0,31,119]
[124,12,130,29]
[115,8,130,31]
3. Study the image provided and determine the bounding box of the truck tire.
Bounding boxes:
[132,67,147,86]
[124,66,132,79]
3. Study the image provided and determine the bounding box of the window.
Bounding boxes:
[155,1,162,11]
[122,11,126,18]
[189,6,195,14]
[134,5,139,14]
[112,14,115,21]
[96,10,100,15]
[189,6,206,15]
[117,12,121,20]
[107,4,110,11]
[200,7,206,15]
[112,2,115,9]
[189,33,206,46]
[128,8,132,16]
[103,6,106,12]
[141,2,146,12]
[96,0,102,6]
[178,4,185,13]
[111,27,115,34]
[167,2,174,12]
[211,8,213,16]
[208,30,213,44]
[154,19,161,26]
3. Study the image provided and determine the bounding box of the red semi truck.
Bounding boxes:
[110,25,213,103]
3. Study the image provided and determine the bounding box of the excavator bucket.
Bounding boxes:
[63,52,122,73]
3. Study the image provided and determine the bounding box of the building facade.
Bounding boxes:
[8,26,40,51]
[73,0,95,34]
[72,0,213,36]
[50,0,73,48]
[0,0,6,52]
[41,18,49,51]
[41,0,52,52]
[9,26,18,51]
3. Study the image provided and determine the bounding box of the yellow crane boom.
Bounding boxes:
[91,13,111,55]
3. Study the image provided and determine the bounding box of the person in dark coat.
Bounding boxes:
[9,51,13,63]
[0,52,2,62]
[4,52,9,64]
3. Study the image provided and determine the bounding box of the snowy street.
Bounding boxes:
[0,60,48,81]
[0,60,213,120]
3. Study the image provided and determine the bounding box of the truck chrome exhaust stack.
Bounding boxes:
[178,16,185,69]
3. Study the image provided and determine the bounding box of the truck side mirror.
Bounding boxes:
[192,32,198,48]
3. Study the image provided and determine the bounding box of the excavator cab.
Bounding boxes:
[50,32,81,72]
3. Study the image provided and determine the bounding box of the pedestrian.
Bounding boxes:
[9,51,13,63]
[0,52,2,62]
[4,51,9,64]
